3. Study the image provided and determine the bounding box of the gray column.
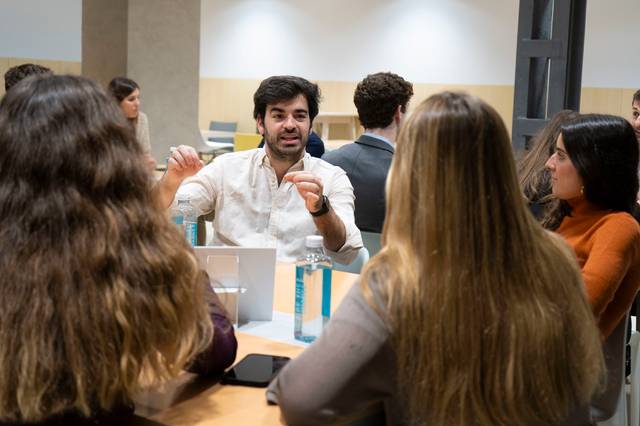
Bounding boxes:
[82,0,202,162]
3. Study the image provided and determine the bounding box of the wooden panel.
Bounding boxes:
[580,87,626,115]
[0,57,9,97]
[2,57,81,76]
[317,80,358,113]
[198,78,261,133]
[57,60,82,75]
[198,78,517,140]
[405,83,515,134]
[0,57,79,97]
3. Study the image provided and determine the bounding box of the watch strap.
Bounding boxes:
[310,195,330,217]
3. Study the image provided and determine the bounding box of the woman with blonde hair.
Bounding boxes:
[0,75,236,424]
[267,92,604,425]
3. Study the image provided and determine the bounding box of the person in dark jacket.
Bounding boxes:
[322,72,413,233]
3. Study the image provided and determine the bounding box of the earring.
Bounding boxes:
[580,186,584,195]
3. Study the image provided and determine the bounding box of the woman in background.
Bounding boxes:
[267,92,604,426]
[517,109,578,226]
[631,89,640,139]
[0,75,236,424]
[545,114,640,338]
[108,76,157,171]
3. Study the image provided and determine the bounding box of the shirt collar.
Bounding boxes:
[259,148,310,172]
[362,131,394,148]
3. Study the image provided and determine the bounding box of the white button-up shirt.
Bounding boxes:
[176,149,362,263]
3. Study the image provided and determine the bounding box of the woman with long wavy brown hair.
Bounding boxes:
[267,92,604,425]
[0,75,235,424]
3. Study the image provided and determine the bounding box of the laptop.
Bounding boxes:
[193,246,277,323]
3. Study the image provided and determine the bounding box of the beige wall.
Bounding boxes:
[197,78,639,139]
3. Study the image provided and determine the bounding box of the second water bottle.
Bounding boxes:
[294,235,332,343]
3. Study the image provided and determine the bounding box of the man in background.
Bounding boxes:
[323,72,413,233]
[4,63,52,92]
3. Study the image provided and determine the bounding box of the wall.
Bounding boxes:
[582,0,638,88]
[81,0,128,88]
[198,0,640,136]
[0,0,81,62]
[0,1,638,144]
[200,0,519,84]
[0,0,82,97]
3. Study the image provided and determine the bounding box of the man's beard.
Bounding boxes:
[264,127,308,162]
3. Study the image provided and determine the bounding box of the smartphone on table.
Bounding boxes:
[221,353,291,387]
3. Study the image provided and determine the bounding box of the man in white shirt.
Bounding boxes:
[157,75,362,263]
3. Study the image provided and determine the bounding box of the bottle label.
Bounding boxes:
[294,266,304,330]
[322,267,332,321]
[185,221,197,246]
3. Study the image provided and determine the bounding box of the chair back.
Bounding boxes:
[629,331,640,426]
[592,312,630,424]
[361,231,382,258]
[209,121,237,144]
[333,247,369,274]
[234,132,263,152]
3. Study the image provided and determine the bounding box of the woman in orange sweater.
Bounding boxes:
[545,114,640,337]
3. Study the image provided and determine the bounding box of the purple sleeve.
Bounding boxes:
[186,272,238,376]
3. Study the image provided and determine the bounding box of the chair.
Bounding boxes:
[594,312,630,426]
[234,132,263,152]
[629,331,640,426]
[361,231,382,258]
[208,121,237,144]
[199,122,236,160]
[333,247,369,274]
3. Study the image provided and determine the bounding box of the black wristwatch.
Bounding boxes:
[310,195,330,217]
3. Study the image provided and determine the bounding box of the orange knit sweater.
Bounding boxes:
[556,197,640,337]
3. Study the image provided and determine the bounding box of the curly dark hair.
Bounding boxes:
[633,89,640,104]
[0,75,212,422]
[354,72,413,129]
[253,75,321,123]
[4,63,52,91]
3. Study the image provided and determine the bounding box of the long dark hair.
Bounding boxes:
[564,114,638,212]
[107,76,139,102]
[0,75,212,422]
[543,114,640,228]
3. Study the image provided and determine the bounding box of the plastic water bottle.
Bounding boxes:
[172,195,198,246]
[294,235,332,343]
